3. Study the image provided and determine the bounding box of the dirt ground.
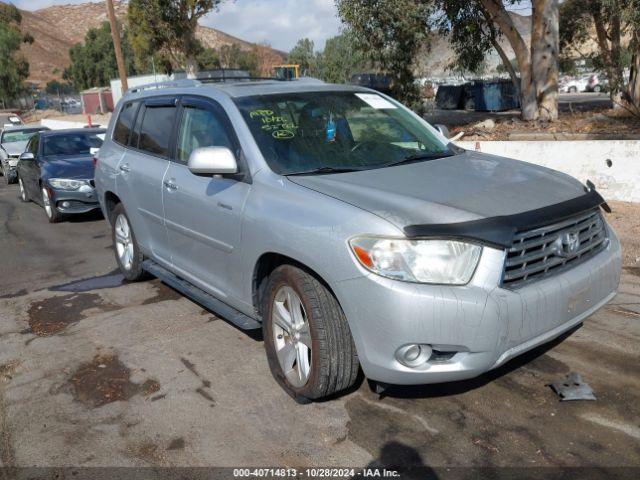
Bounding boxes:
[451,107,640,141]
[0,180,639,478]
[606,201,640,270]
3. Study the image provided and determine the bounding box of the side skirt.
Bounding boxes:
[142,259,261,330]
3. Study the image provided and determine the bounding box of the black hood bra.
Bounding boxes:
[404,189,607,249]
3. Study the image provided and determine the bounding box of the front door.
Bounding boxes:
[163,97,250,300]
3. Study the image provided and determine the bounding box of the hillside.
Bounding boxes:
[14,0,285,87]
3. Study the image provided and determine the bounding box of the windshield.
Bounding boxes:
[234,91,452,175]
[42,132,104,157]
[1,129,43,144]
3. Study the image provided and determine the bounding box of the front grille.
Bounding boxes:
[502,208,608,288]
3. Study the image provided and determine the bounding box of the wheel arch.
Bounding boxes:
[252,252,339,318]
[102,191,121,223]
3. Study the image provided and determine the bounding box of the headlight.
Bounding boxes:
[349,237,482,285]
[48,178,89,191]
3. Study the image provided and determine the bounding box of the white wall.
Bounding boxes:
[456,140,640,203]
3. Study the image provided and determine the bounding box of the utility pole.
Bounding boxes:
[106,0,128,92]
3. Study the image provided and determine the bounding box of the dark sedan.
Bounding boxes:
[17,128,105,223]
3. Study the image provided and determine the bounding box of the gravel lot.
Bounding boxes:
[0,180,639,475]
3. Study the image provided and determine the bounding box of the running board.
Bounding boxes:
[142,259,261,330]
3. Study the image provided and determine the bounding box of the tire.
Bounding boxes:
[262,265,359,402]
[569,86,577,93]
[42,187,63,223]
[111,203,147,281]
[593,85,602,93]
[18,177,29,202]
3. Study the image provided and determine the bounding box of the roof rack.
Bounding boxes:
[125,79,202,95]
[124,75,310,98]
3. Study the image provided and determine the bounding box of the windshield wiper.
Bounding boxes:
[382,151,455,168]
[286,166,363,176]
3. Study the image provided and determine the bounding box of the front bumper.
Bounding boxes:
[334,225,622,385]
[50,185,100,214]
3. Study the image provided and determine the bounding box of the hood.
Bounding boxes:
[288,151,587,229]
[42,155,95,181]
[1,141,28,156]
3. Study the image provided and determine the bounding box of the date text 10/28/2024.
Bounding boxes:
[233,468,401,478]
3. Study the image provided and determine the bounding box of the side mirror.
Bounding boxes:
[188,147,238,175]
[434,124,450,139]
[19,152,34,161]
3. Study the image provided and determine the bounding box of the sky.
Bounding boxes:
[8,0,343,52]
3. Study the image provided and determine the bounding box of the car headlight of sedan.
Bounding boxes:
[349,237,482,285]
[48,178,90,191]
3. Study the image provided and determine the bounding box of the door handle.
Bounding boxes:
[119,163,131,173]
[163,180,178,191]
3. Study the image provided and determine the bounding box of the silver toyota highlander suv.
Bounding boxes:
[95,78,621,402]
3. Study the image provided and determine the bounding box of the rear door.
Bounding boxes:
[163,96,251,300]
[115,97,177,263]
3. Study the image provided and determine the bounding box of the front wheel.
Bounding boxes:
[18,177,29,202]
[42,187,63,223]
[262,265,359,402]
[111,203,147,281]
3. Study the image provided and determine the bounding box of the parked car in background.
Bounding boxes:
[0,126,50,184]
[17,128,105,223]
[0,113,22,128]
[559,76,589,93]
[586,74,608,92]
[350,73,393,95]
[96,79,620,402]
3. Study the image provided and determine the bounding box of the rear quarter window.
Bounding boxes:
[113,102,137,146]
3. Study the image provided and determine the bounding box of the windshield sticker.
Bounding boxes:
[355,93,397,110]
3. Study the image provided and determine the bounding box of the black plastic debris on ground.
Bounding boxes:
[548,372,597,401]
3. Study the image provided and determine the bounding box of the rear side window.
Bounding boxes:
[113,102,137,145]
[138,105,177,157]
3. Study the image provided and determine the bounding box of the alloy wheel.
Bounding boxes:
[114,213,134,271]
[272,286,312,387]
[19,178,26,200]
[42,188,53,218]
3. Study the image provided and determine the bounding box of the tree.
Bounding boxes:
[335,0,433,106]
[560,0,628,102]
[438,0,560,121]
[317,31,367,83]
[288,38,318,76]
[217,43,258,75]
[63,22,138,91]
[0,4,31,105]
[127,0,222,77]
[624,0,640,114]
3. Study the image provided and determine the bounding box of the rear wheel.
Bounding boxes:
[18,177,29,202]
[262,265,359,402]
[593,85,602,93]
[112,203,147,281]
[569,86,577,93]
[42,187,62,223]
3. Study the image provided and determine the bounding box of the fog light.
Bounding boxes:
[395,344,432,368]
[61,201,70,208]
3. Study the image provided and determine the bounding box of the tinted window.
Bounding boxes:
[176,106,234,163]
[113,102,137,145]
[138,105,176,157]
[28,136,39,156]
[42,132,104,157]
